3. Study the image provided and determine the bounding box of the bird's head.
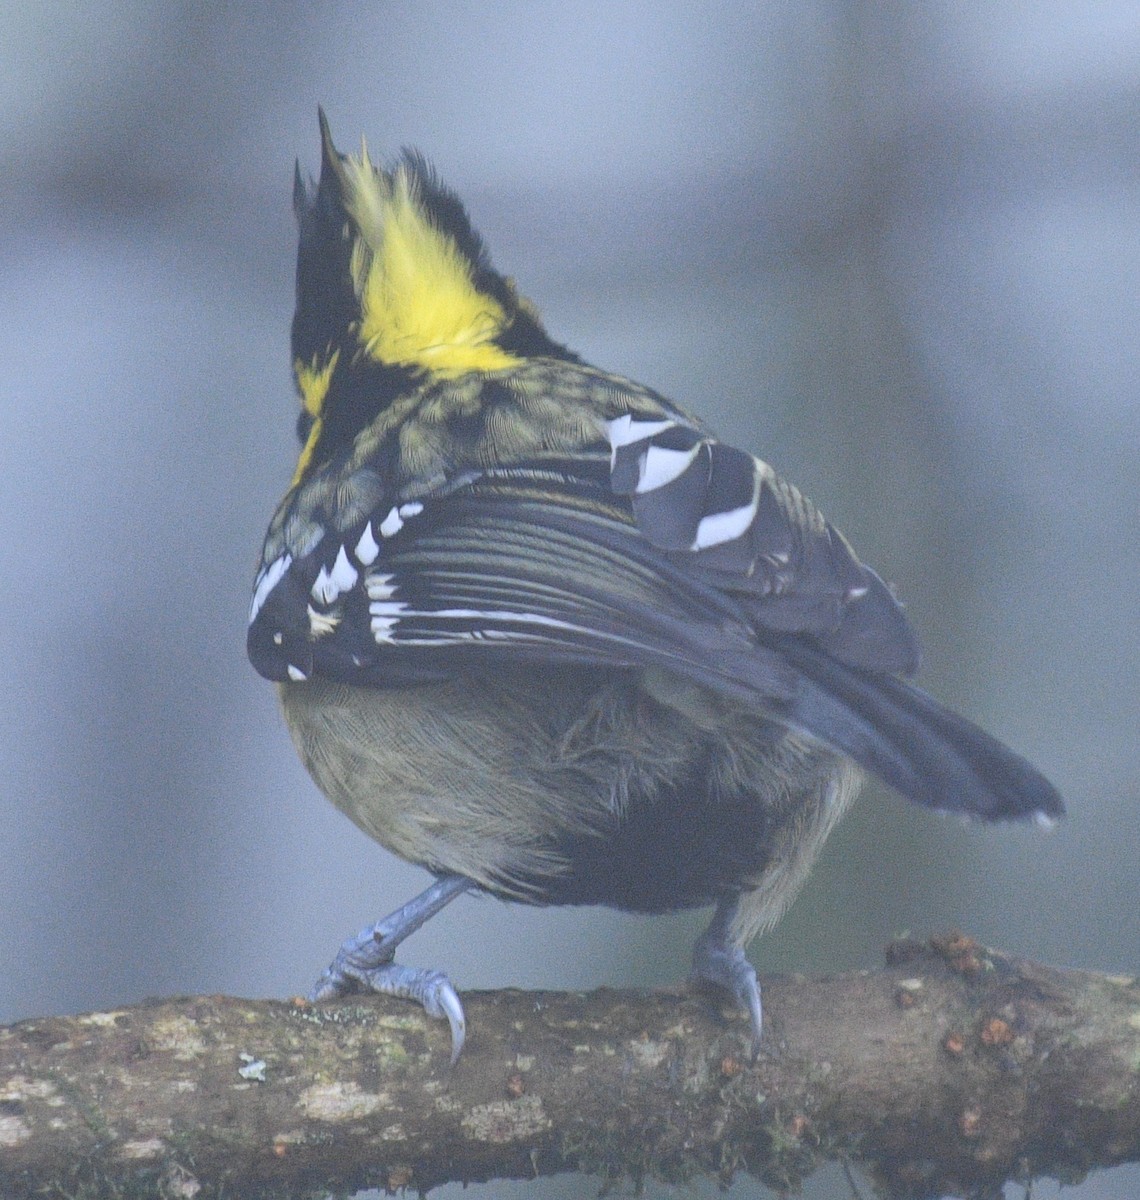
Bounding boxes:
[288,110,569,485]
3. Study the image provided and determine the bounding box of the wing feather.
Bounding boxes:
[603,415,919,672]
[247,365,1059,823]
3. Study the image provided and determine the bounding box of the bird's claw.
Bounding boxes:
[307,927,397,1001]
[414,969,467,1063]
[307,970,348,1003]
[691,935,764,1058]
[307,876,472,1059]
[309,951,466,1062]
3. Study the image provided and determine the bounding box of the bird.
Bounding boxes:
[248,110,1063,1062]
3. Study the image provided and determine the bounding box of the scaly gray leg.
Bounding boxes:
[310,873,473,1062]
[690,895,763,1056]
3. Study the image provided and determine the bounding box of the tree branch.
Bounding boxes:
[2,937,1138,1199]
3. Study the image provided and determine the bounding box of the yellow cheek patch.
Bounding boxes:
[296,350,340,417]
[291,350,340,486]
[341,152,522,378]
[291,414,325,487]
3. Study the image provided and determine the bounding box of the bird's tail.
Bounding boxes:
[764,635,1063,822]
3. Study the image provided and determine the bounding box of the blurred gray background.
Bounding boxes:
[2,4,1137,1198]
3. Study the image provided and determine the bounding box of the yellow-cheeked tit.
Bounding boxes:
[248,112,1063,1061]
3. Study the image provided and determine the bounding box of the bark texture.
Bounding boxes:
[2,937,1138,1199]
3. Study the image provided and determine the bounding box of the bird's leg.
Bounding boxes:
[690,895,763,1056]
[309,873,473,1062]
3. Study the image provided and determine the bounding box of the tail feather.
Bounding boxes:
[759,637,1063,822]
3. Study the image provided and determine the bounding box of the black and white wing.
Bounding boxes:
[248,409,1060,824]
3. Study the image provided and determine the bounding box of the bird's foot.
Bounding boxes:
[691,905,763,1057]
[308,874,471,1062]
[311,951,466,1062]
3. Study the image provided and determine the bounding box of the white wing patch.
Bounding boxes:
[366,571,408,642]
[604,415,677,465]
[692,504,756,550]
[249,553,292,624]
[360,557,623,650]
[251,496,434,668]
[355,521,380,565]
[691,469,762,550]
[378,507,404,537]
[377,500,426,539]
[311,544,360,605]
[307,604,341,637]
[636,443,702,494]
[367,607,591,648]
[367,572,399,600]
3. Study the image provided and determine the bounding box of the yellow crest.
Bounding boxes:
[339,144,521,378]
